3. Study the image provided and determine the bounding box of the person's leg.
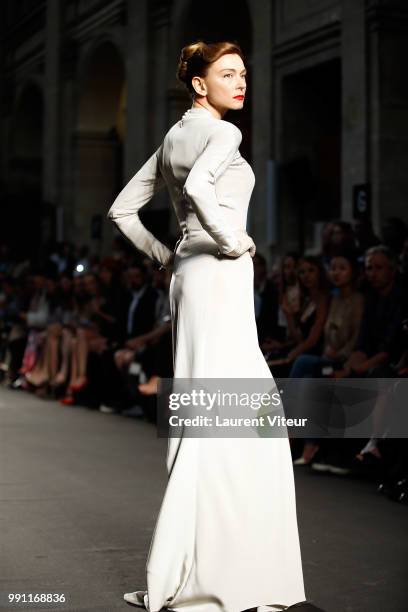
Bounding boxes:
[289,354,335,379]
[114,348,135,371]
[75,327,89,386]
[68,337,78,386]
[52,327,72,387]
[290,355,332,464]
[7,330,28,382]
[47,323,62,382]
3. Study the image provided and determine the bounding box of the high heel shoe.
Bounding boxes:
[68,377,89,393]
[60,395,75,406]
[24,372,49,389]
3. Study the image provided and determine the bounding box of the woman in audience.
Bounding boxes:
[23,274,76,390]
[59,273,120,405]
[291,252,364,465]
[266,256,330,378]
[261,252,300,355]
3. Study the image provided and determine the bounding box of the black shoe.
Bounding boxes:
[350,452,384,480]
[242,602,327,612]
[285,602,327,611]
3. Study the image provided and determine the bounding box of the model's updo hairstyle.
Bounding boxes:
[176,40,245,97]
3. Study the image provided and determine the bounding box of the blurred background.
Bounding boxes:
[1,0,407,264]
[1,5,408,606]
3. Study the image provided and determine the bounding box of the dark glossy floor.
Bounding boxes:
[0,387,407,612]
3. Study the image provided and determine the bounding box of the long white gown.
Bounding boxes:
[107,105,306,612]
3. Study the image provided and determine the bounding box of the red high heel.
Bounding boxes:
[68,377,89,393]
[60,396,75,405]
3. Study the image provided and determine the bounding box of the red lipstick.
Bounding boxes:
[233,95,245,100]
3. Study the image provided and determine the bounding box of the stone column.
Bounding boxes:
[59,36,78,243]
[151,3,170,148]
[43,0,61,207]
[149,3,170,212]
[368,0,408,230]
[42,0,62,244]
[125,0,149,180]
[341,0,367,221]
[248,0,275,257]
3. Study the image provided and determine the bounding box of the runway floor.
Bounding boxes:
[0,386,407,612]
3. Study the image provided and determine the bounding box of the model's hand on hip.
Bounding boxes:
[223,232,256,258]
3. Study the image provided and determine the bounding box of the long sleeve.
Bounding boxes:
[182,121,244,254]
[107,145,173,267]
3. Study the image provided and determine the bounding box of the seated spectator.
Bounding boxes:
[0,276,24,382]
[308,246,407,475]
[336,245,405,378]
[59,272,124,404]
[291,252,364,465]
[114,263,159,373]
[16,272,54,387]
[24,274,75,389]
[82,264,160,412]
[136,267,173,397]
[268,256,330,377]
[262,252,300,353]
[253,253,280,345]
[290,252,364,378]
[321,220,356,268]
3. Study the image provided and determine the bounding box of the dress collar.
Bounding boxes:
[181,105,219,122]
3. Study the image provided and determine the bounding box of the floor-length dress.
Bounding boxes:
[107,105,306,612]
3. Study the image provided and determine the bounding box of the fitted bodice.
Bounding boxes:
[107,105,256,267]
[158,107,255,237]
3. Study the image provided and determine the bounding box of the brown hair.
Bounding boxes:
[176,40,245,97]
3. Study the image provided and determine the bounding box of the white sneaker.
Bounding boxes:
[99,404,115,414]
[293,456,309,466]
[123,590,148,608]
[311,460,330,473]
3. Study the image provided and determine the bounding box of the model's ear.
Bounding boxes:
[191,76,207,97]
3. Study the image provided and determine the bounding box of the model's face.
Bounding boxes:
[192,53,246,115]
[329,257,353,288]
[365,253,395,290]
[298,261,320,290]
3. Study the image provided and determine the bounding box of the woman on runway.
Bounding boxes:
[108,40,319,612]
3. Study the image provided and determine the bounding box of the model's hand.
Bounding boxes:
[126,337,146,351]
[223,232,256,258]
[261,338,283,352]
[159,250,175,270]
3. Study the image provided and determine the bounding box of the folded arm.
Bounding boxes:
[107,145,173,268]
[183,121,255,257]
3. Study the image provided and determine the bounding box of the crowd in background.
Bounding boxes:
[1,215,408,503]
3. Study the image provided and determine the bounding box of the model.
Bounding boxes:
[108,40,312,612]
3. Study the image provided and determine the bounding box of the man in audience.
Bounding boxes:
[313,246,406,475]
[338,246,404,378]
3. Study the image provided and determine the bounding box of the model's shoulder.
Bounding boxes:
[163,121,180,140]
[209,120,242,143]
[215,119,242,136]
